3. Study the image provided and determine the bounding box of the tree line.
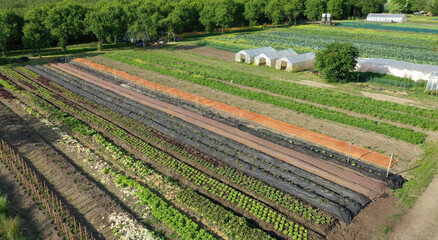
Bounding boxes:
[0,0,436,57]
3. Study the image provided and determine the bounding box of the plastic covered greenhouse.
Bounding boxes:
[254,49,297,67]
[235,47,275,64]
[366,13,407,23]
[355,58,438,81]
[275,52,316,72]
[426,72,438,91]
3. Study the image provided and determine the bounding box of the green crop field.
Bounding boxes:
[202,24,438,65]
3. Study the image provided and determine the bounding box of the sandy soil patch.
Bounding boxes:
[177,45,235,62]
[298,80,334,88]
[361,91,417,105]
[390,173,438,240]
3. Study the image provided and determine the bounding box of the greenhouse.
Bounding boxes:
[235,47,275,64]
[355,58,438,81]
[254,49,297,67]
[366,13,407,23]
[275,52,316,72]
[426,72,438,91]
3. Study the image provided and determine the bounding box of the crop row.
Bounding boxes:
[0,67,219,240]
[37,63,358,224]
[0,139,96,240]
[103,53,426,144]
[6,67,315,239]
[34,64,335,226]
[337,21,438,34]
[114,50,438,129]
[208,25,438,65]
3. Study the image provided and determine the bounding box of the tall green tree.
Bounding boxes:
[85,1,128,51]
[129,1,162,49]
[327,0,349,19]
[0,9,23,57]
[200,0,237,34]
[387,0,404,13]
[22,5,52,57]
[284,0,305,25]
[315,42,359,83]
[45,0,86,52]
[244,0,267,26]
[359,0,385,16]
[162,1,190,37]
[305,0,326,22]
[265,0,286,26]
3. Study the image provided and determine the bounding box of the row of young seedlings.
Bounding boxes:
[1,68,219,240]
[0,139,94,240]
[9,66,318,239]
[39,63,334,227]
[6,67,278,240]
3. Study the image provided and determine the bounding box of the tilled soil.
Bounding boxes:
[0,160,61,240]
[0,99,143,240]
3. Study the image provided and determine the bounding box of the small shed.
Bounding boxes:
[275,52,316,72]
[366,13,407,23]
[321,13,333,24]
[254,49,297,67]
[235,47,276,64]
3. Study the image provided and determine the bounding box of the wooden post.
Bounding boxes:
[79,223,83,240]
[386,154,393,178]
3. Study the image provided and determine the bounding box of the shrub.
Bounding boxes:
[316,42,359,83]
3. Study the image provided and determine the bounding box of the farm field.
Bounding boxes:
[201,24,438,65]
[1,13,438,239]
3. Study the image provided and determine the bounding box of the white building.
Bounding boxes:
[254,49,298,67]
[366,13,407,23]
[275,52,316,72]
[235,47,276,64]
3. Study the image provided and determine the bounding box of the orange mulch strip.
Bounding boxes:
[73,58,394,168]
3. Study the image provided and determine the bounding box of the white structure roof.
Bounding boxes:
[262,49,297,59]
[239,47,275,56]
[366,13,407,23]
[426,72,438,90]
[235,47,276,63]
[280,52,315,64]
[356,58,438,81]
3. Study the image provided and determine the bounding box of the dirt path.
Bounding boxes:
[390,173,438,240]
[361,92,418,105]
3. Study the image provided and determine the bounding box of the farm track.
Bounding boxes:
[0,90,157,240]
[36,61,382,223]
[54,62,387,201]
